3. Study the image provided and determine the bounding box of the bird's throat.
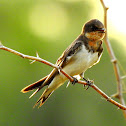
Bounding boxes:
[88,40,102,52]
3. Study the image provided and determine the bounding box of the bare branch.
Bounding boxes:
[100,0,126,118]
[0,43,75,82]
[1,43,126,110]
[0,44,58,69]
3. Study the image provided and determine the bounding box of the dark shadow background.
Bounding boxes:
[0,0,126,126]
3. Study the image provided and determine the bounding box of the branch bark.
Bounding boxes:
[100,0,126,118]
[0,42,126,110]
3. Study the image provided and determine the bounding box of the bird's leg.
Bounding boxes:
[79,73,93,89]
[71,76,78,85]
[82,77,93,90]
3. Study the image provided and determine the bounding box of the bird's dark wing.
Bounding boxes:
[56,40,83,68]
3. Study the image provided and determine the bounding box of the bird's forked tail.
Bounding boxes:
[21,76,54,108]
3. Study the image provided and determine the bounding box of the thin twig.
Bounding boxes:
[0,43,58,69]
[0,43,126,110]
[100,0,126,118]
[0,43,74,82]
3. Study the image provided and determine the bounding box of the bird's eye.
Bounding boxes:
[90,25,98,31]
[90,26,93,29]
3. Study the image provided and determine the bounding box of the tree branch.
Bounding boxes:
[1,42,126,110]
[100,0,126,118]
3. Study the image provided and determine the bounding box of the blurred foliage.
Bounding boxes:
[0,0,126,126]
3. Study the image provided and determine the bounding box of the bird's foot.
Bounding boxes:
[71,76,78,85]
[82,78,94,90]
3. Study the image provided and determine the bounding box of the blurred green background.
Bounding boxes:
[0,0,126,126]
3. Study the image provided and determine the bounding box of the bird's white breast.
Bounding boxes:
[63,45,99,76]
[48,45,100,89]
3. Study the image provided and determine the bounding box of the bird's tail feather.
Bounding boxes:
[21,76,47,93]
[21,75,54,107]
[21,75,49,99]
[33,88,54,108]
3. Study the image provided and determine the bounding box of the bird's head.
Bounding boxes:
[82,19,105,41]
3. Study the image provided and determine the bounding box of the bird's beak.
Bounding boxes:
[97,28,106,33]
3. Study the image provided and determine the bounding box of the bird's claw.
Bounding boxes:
[83,78,93,90]
[71,76,78,85]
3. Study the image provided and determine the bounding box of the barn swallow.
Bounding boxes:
[21,19,105,108]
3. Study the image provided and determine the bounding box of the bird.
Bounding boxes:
[21,19,105,108]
